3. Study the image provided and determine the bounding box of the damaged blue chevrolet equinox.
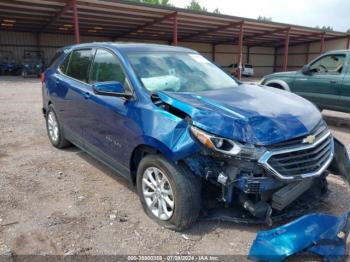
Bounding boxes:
[42,43,349,231]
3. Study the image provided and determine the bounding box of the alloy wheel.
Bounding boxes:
[47,111,59,143]
[141,167,175,220]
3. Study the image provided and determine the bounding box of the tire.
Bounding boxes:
[136,154,201,231]
[45,105,71,148]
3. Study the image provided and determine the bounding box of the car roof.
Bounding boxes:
[63,42,197,53]
[323,49,350,55]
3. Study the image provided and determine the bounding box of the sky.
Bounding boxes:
[170,0,350,32]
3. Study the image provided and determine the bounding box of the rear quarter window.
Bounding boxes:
[66,49,94,83]
[59,53,70,74]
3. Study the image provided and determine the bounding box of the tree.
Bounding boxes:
[347,28,350,33]
[186,0,207,12]
[213,8,221,14]
[315,25,334,32]
[130,0,173,6]
[257,16,272,22]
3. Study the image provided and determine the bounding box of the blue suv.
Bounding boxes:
[42,43,347,230]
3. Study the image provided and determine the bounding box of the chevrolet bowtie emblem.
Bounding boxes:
[303,135,316,144]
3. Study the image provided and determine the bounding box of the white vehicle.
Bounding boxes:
[223,63,255,77]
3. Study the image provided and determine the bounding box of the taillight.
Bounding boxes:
[40,73,45,83]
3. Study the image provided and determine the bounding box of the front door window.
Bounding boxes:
[309,54,345,75]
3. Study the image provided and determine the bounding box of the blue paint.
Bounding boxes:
[249,209,350,262]
[157,87,321,146]
[43,42,323,181]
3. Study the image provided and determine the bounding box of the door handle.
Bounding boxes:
[329,80,337,84]
[83,92,91,99]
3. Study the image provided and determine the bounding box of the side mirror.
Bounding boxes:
[302,64,311,75]
[93,81,133,99]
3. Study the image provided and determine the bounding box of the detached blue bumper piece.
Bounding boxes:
[249,209,350,262]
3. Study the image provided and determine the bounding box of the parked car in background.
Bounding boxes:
[260,50,350,113]
[42,43,348,230]
[0,50,20,76]
[222,63,254,77]
[21,50,45,78]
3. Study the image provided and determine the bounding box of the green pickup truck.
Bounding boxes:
[260,50,350,113]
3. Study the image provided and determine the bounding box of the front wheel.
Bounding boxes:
[137,155,201,231]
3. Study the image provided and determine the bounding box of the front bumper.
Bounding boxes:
[194,137,349,225]
[248,137,350,261]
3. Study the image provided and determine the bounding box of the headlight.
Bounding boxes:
[190,126,265,159]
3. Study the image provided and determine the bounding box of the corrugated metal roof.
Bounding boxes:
[0,0,348,47]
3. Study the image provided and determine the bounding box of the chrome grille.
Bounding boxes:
[259,129,334,180]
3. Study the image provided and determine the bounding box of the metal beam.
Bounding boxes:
[273,32,326,48]
[243,27,290,41]
[180,21,243,42]
[72,0,80,43]
[114,12,176,40]
[282,28,290,71]
[216,27,290,46]
[40,0,72,32]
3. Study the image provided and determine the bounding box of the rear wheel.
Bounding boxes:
[46,106,71,148]
[137,154,201,231]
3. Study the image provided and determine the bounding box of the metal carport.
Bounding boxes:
[0,0,349,78]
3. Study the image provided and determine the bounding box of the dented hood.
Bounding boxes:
[157,84,322,146]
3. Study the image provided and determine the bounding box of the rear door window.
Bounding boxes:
[66,49,94,82]
[89,49,126,86]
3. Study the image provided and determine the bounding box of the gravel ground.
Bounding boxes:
[0,76,349,259]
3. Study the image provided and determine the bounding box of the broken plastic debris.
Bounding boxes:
[248,209,350,262]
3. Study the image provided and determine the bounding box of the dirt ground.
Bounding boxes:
[0,76,349,259]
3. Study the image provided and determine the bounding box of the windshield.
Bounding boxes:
[126,52,239,93]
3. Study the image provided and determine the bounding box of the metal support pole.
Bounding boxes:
[212,44,216,62]
[282,29,290,72]
[72,0,80,44]
[36,32,40,49]
[237,21,244,80]
[305,43,310,64]
[246,46,250,64]
[36,32,42,63]
[320,33,325,53]
[273,47,277,72]
[172,12,178,46]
